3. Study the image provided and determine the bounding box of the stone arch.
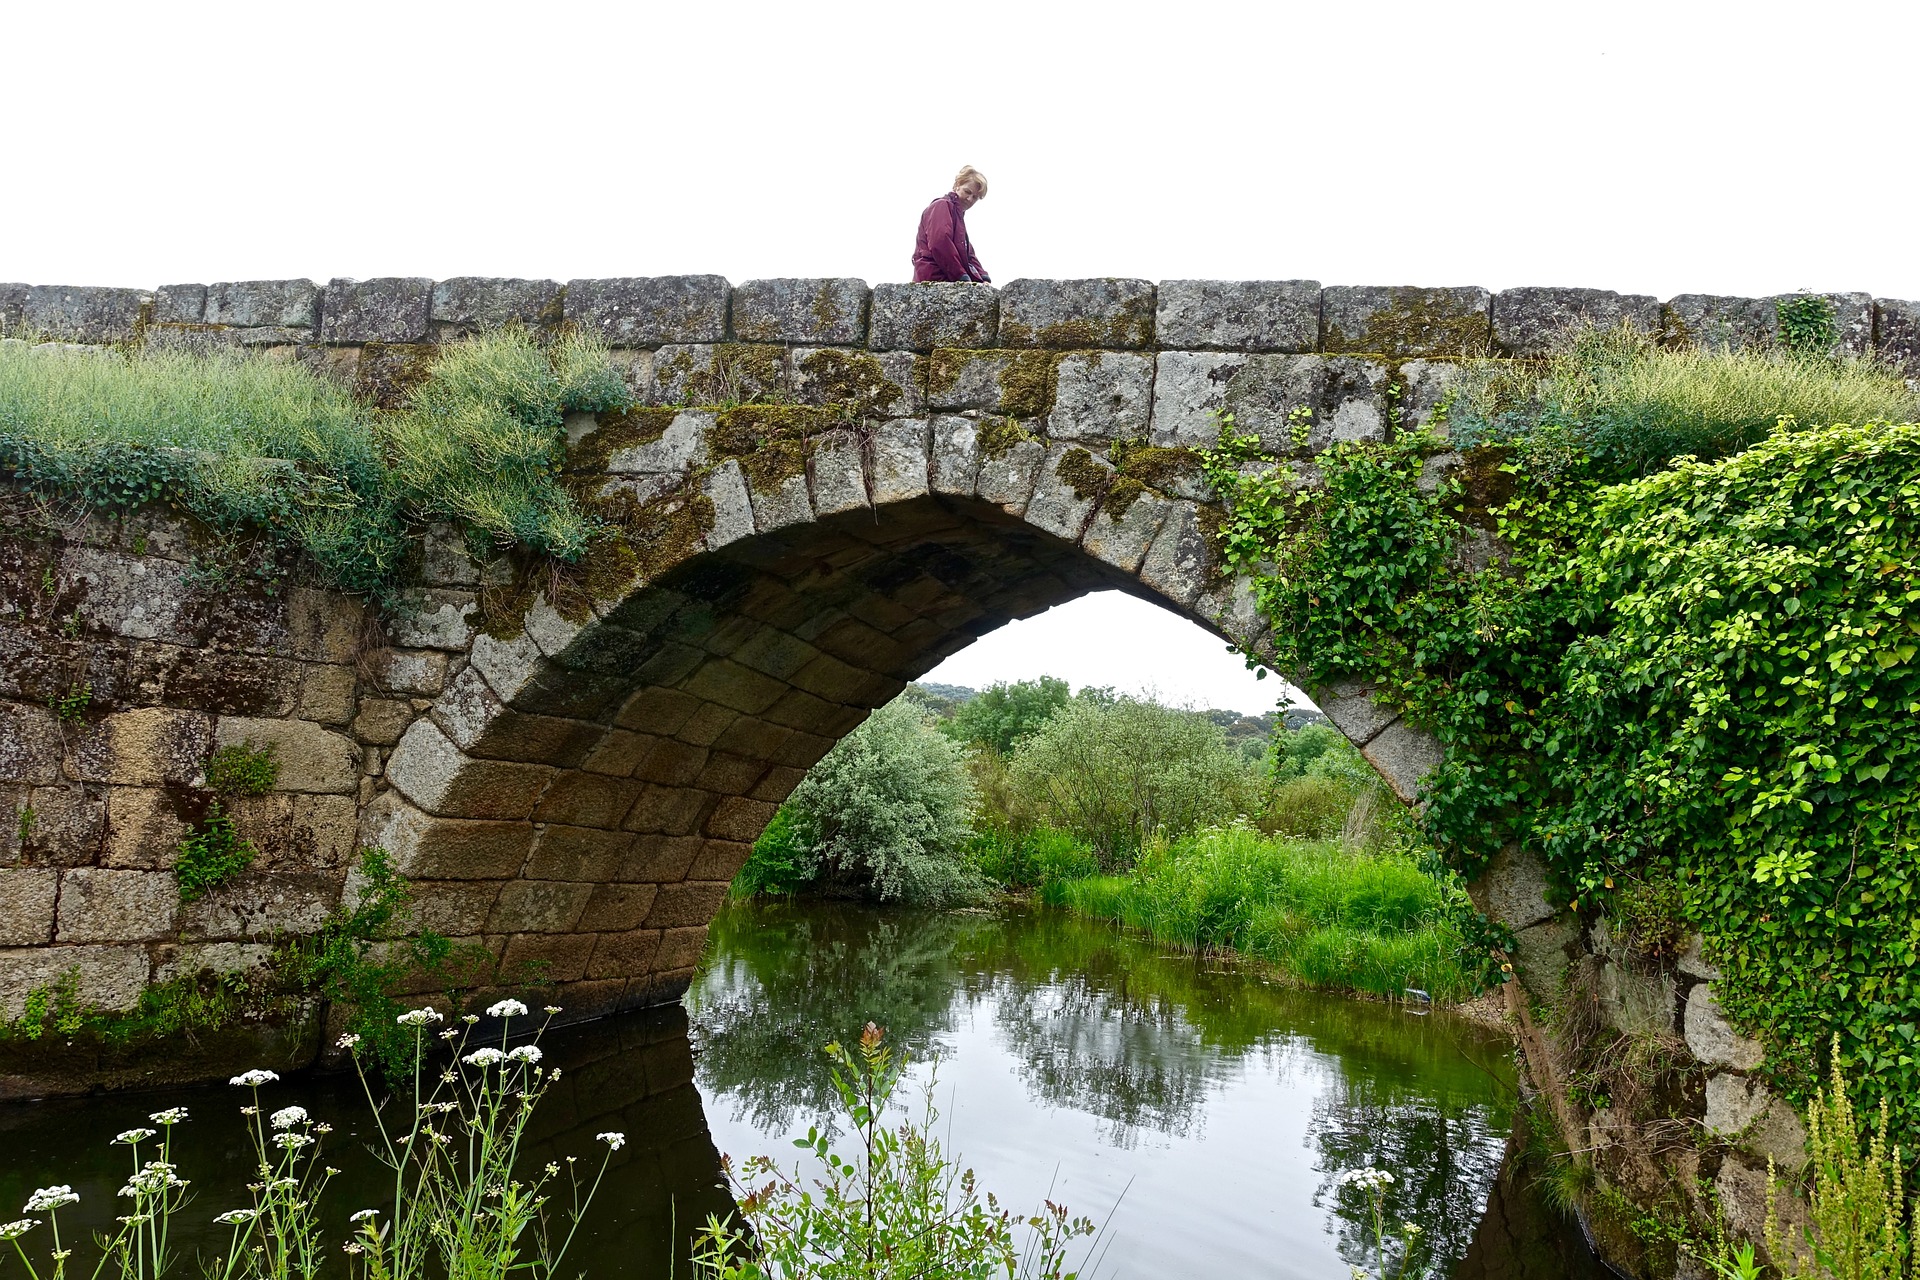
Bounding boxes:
[370,411,1444,1023]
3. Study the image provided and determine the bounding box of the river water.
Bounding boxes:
[0,900,1607,1278]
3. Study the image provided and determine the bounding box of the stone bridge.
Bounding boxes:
[5,272,1915,1097]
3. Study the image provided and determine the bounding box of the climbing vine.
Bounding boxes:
[1201,340,1920,1143]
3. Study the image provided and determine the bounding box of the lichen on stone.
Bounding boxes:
[1323,288,1491,358]
[565,405,679,473]
[1110,439,1202,494]
[796,348,901,419]
[976,415,1035,461]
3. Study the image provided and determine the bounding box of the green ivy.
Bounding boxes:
[1203,409,1920,1144]
[1777,294,1838,357]
[206,740,280,795]
[175,800,257,901]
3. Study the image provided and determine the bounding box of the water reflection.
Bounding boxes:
[688,900,1527,1278]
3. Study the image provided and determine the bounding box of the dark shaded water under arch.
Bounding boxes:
[0,901,1606,1277]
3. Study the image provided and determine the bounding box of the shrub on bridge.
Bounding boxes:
[1202,321,1920,1147]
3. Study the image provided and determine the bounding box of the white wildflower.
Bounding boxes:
[543,1005,562,1015]
[506,1045,542,1064]
[149,1107,188,1125]
[350,1209,380,1223]
[487,999,529,1019]
[214,1209,260,1225]
[1337,1167,1395,1192]
[119,1163,186,1197]
[462,1014,480,1024]
[1402,1222,1421,1235]
[343,1242,365,1256]
[463,1048,505,1067]
[113,1128,157,1145]
[395,1008,444,1027]
[267,1178,298,1192]
[0,1219,38,1241]
[336,1033,361,1050]
[272,1132,314,1151]
[438,1029,458,1041]
[315,1124,333,1136]
[230,1069,280,1087]
[269,1106,309,1130]
[597,1132,626,1151]
[24,1186,78,1212]
[240,1105,259,1116]
[116,1214,153,1226]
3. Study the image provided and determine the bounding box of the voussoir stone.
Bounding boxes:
[1492,286,1660,356]
[566,276,730,346]
[1358,718,1443,805]
[385,720,553,820]
[731,278,869,344]
[999,278,1155,349]
[320,277,433,344]
[868,282,997,350]
[870,419,932,505]
[1685,983,1765,1070]
[1470,844,1557,931]
[206,280,321,329]
[1321,285,1491,356]
[1155,279,1320,352]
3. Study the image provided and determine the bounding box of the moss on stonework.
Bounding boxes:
[796,348,901,419]
[812,283,848,337]
[566,405,679,472]
[1322,288,1491,358]
[1055,447,1108,501]
[923,349,1063,418]
[354,343,440,409]
[976,415,1034,461]
[1000,296,1154,351]
[657,344,788,406]
[1451,445,1515,531]
[1102,475,1144,519]
[1110,440,1201,493]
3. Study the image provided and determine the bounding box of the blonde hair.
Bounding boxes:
[953,165,988,197]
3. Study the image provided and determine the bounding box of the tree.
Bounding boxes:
[1008,695,1253,865]
[945,676,1071,755]
[784,697,985,905]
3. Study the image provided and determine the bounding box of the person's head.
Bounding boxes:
[952,165,988,209]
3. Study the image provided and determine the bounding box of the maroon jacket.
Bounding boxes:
[912,192,989,283]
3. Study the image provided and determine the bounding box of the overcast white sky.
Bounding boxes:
[10,0,1916,713]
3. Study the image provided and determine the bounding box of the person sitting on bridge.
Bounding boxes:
[912,166,990,283]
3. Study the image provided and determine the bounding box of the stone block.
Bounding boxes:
[298,664,358,726]
[0,868,58,945]
[585,928,663,980]
[370,649,449,697]
[1310,681,1399,748]
[623,787,714,840]
[61,544,198,643]
[704,796,776,843]
[1358,718,1442,804]
[1684,983,1765,1070]
[429,277,563,334]
[152,941,274,983]
[21,285,150,342]
[531,772,646,830]
[1137,503,1213,607]
[1599,961,1676,1038]
[1662,294,1775,350]
[56,868,177,942]
[577,883,659,932]
[1492,286,1660,356]
[1023,444,1105,541]
[998,278,1154,349]
[393,879,501,936]
[869,419,931,505]
[566,276,730,346]
[386,589,479,651]
[432,666,600,766]
[1511,918,1576,1001]
[790,347,922,417]
[656,924,711,969]
[868,282,997,350]
[1678,932,1720,981]
[809,431,870,516]
[1050,352,1153,443]
[731,278,869,344]
[602,408,712,476]
[215,716,358,794]
[646,880,730,929]
[1705,1073,1808,1170]
[487,879,594,934]
[1221,354,1391,453]
[206,280,320,329]
[1468,844,1557,931]
[318,277,429,343]
[352,698,417,746]
[689,839,751,881]
[385,720,554,820]
[975,433,1046,516]
[1874,297,1920,375]
[69,708,212,787]
[1804,291,1874,357]
[744,463,812,532]
[0,702,63,785]
[154,284,206,323]
[1082,488,1170,574]
[1150,351,1247,448]
[1321,286,1491,356]
[649,344,788,406]
[920,350,1052,416]
[284,587,365,663]
[179,872,337,941]
[500,931,597,984]
[701,460,755,551]
[21,785,106,865]
[928,415,982,495]
[1397,359,1464,435]
[1155,279,1319,352]
[288,794,357,868]
[0,944,150,1019]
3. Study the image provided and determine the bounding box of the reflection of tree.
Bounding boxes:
[1307,1052,1512,1276]
[686,901,990,1134]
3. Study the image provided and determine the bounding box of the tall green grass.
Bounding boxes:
[1053,824,1479,1003]
[0,329,627,593]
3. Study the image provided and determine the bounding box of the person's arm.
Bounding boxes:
[967,250,990,284]
[923,200,970,281]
